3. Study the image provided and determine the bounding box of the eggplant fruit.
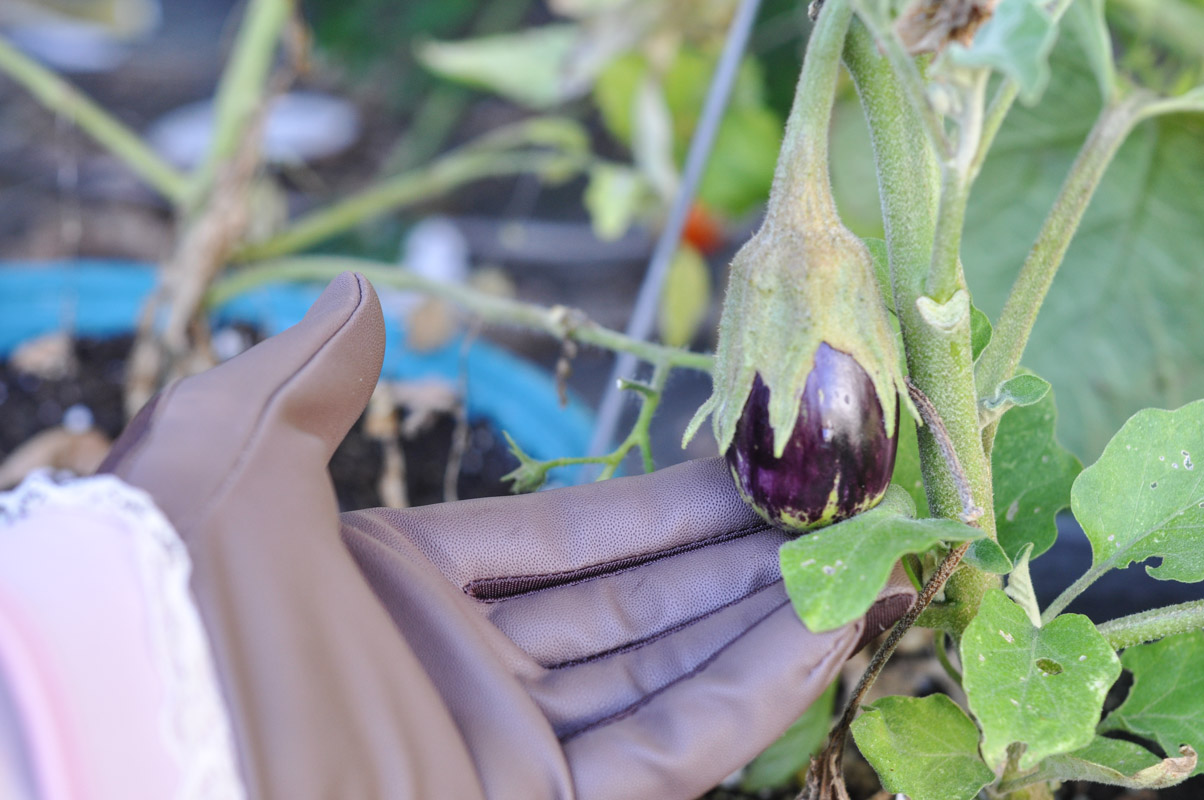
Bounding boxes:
[682,0,911,533]
[726,344,898,530]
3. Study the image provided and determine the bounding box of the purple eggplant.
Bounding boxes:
[725,343,898,531]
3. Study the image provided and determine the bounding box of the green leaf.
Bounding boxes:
[696,104,781,218]
[1004,543,1041,627]
[1064,0,1114,101]
[657,245,711,348]
[851,694,995,800]
[1028,736,1197,789]
[891,416,929,517]
[965,538,1013,575]
[961,590,1121,770]
[417,25,580,108]
[1071,399,1204,583]
[742,680,836,791]
[945,0,1058,105]
[992,387,1082,561]
[963,31,1204,462]
[780,486,982,632]
[594,52,643,144]
[970,303,992,363]
[500,432,548,493]
[1103,631,1204,776]
[583,163,652,241]
[982,373,1051,415]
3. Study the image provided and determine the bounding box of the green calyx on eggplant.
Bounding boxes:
[682,0,913,533]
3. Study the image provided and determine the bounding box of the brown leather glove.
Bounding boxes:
[101,272,915,800]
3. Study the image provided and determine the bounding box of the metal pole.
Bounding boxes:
[586,0,764,464]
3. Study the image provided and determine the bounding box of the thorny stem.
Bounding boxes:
[208,257,714,373]
[1097,599,1204,650]
[0,35,189,206]
[800,541,973,800]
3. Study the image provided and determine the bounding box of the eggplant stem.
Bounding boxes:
[905,377,982,524]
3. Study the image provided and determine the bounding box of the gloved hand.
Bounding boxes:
[101,272,915,800]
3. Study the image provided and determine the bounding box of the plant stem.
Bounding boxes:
[207,256,714,373]
[975,92,1156,400]
[848,1,951,161]
[844,20,998,633]
[767,0,853,223]
[188,0,292,210]
[935,631,964,687]
[233,143,586,262]
[1097,600,1204,650]
[0,35,189,206]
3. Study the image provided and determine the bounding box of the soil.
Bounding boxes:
[0,331,519,508]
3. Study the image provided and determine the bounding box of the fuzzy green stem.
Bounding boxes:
[848,0,951,161]
[233,140,586,262]
[768,0,854,222]
[1097,600,1204,650]
[0,35,189,205]
[844,21,999,634]
[188,0,292,210]
[207,256,713,372]
[975,92,1156,400]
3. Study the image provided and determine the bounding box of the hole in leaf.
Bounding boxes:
[1036,658,1063,676]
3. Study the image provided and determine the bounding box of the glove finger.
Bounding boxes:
[480,523,787,667]
[531,567,915,800]
[363,457,762,594]
[561,600,855,800]
[101,270,384,527]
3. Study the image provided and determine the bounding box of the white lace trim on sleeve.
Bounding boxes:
[0,470,247,800]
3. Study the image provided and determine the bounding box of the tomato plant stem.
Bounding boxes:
[208,256,714,373]
[0,35,189,206]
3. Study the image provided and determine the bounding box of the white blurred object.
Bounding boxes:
[2,0,160,73]
[383,217,471,318]
[146,91,362,168]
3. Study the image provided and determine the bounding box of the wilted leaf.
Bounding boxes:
[1031,737,1196,789]
[657,245,711,348]
[780,486,982,632]
[1071,399,1204,583]
[961,590,1121,770]
[851,694,995,800]
[991,388,1082,560]
[1102,631,1204,776]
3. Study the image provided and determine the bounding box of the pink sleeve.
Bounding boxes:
[0,472,246,800]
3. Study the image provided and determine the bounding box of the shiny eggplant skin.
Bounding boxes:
[725,342,898,532]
